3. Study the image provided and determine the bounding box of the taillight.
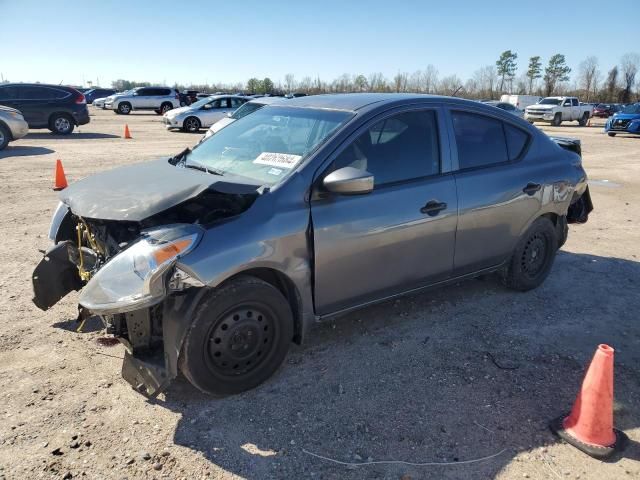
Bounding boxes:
[75,93,86,104]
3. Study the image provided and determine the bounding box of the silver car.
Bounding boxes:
[0,105,29,150]
[201,96,286,141]
[163,95,248,132]
[32,94,592,396]
[482,100,525,119]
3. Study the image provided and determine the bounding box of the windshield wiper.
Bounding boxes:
[169,147,191,165]
[183,162,224,176]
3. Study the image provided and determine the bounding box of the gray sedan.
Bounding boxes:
[33,94,592,396]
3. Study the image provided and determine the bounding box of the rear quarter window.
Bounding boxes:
[504,124,530,160]
[451,111,509,169]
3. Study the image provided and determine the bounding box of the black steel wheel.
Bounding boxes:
[502,217,557,291]
[552,113,562,126]
[180,276,293,395]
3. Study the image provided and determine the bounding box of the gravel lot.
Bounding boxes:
[0,108,638,480]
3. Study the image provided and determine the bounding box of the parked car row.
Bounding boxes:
[0,83,90,136]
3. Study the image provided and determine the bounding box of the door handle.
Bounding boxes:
[421,200,447,216]
[523,183,542,195]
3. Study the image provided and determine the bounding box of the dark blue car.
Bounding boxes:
[84,88,117,105]
[605,103,640,136]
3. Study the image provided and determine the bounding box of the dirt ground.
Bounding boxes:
[0,108,638,480]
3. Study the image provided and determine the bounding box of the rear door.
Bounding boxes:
[311,107,458,315]
[448,108,539,275]
[16,86,59,127]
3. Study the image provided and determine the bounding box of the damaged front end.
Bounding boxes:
[33,177,259,396]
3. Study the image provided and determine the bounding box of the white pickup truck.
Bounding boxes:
[525,97,592,126]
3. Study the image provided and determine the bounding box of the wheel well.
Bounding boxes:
[541,213,558,226]
[224,268,304,344]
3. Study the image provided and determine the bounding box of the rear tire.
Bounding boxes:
[578,112,589,127]
[180,276,294,396]
[0,123,10,150]
[502,217,557,292]
[117,102,131,115]
[183,116,201,133]
[160,102,173,115]
[49,114,74,134]
[607,132,616,137]
[552,113,562,126]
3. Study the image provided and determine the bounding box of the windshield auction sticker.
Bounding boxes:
[253,152,302,169]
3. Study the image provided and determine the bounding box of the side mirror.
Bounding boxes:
[323,167,374,195]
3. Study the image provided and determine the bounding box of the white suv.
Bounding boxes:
[107,87,180,115]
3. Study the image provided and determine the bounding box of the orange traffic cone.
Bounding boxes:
[550,344,627,458]
[53,159,68,191]
[124,124,132,139]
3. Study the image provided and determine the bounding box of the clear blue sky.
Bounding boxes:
[1,0,638,88]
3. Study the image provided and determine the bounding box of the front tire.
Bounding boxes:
[607,132,616,137]
[180,276,294,396]
[117,102,131,115]
[49,114,74,134]
[183,116,201,133]
[502,217,558,292]
[552,113,562,126]
[0,123,10,150]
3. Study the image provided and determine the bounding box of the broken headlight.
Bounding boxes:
[79,224,203,314]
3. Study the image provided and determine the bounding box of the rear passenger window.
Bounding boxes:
[0,86,19,100]
[504,124,529,160]
[452,111,508,169]
[334,110,440,186]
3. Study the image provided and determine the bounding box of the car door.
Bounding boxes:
[448,108,540,275]
[201,98,229,126]
[571,98,580,120]
[16,86,52,127]
[311,107,458,315]
[133,88,150,108]
[561,98,572,120]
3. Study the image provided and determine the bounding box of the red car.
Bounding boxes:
[592,104,621,118]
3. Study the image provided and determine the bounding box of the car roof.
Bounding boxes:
[248,96,287,105]
[1,82,77,91]
[278,93,492,113]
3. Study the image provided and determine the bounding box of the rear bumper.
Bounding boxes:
[73,108,90,126]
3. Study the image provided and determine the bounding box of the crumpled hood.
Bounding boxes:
[59,158,250,221]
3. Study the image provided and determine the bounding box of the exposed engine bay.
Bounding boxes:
[33,187,257,311]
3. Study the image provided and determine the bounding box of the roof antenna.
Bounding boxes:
[452,85,464,97]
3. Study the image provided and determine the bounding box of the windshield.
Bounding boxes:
[621,103,640,114]
[538,98,562,105]
[184,106,353,186]
[231,102,264,120]
[189,96,220,109]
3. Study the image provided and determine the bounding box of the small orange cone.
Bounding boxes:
[124,124,132,139]
[550,344,627,458]
[53,159,68,191]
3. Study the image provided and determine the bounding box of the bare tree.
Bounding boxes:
[620,53,640,103]
[421,65,438,94]
[473,65,497,99]
[438,75,462,96]
[578,56,599,102]
[368,72,387,92]
[283,73,296,94]
[393,72,409,92]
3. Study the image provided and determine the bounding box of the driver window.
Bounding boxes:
[333,110,440,187]
[563,100,571,106]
